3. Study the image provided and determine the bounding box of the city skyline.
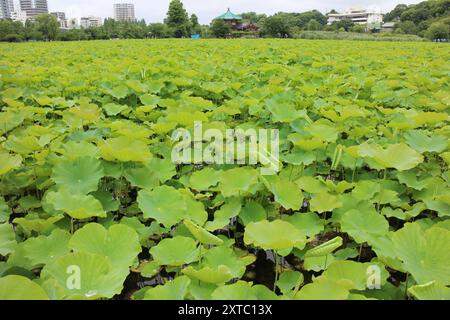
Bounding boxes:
[49,0,425,24]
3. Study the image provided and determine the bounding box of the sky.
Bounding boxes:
[48,0,424,24]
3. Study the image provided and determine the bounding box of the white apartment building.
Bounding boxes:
[80,16,103,28]
[0,0,27,24]
[19,0,48,20]
[327,8,384,26]
[113,3,135,22]
[51,11,67,28]
[67,17,78,29]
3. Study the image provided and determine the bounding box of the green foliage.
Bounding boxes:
[0,39,448,300]
[210,19,231,38]
[35,14,59,41]
[425,22,450,39]
[165,0,191,38]
[261,15,291,38]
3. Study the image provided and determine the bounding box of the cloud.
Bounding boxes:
[49,0,423,24]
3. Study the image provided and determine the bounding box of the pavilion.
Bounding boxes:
[214,8,243,30]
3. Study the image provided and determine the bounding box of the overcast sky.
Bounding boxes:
[49,0,423,24]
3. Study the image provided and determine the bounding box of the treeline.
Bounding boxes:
[384,0,449,39]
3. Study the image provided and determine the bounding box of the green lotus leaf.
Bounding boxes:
[102,103,128,116]
[295,277,349,300]
[46,190,106,219]
[244,220,306,251]
[239,201,267,226]
[295,176,328,194]
[146,158,176,183]
[189,168,221,190]
[4,135,40,155]
[0,197,10,223]
[217,167,259,198]
[91,190,120,213]
[408,281,450,300]
[40,252,121,299]
[182,265,234,284]
[396,171,432,191]
[23,229,71,266]
[126,80,148,93]
[137,185,186,228]
[142,275,191,300]
[149,236,199,266]
[211,281,258,300]
[305,237,343,258]
[181,192,208,226]
[310,193,343,213]
[139,93,160,106]
[188,281,218,300]
[205,197,242,231]
[303,254,336,272]
[322,260,387,290]
[18,195,41,210]
[267,102,303,123]
[358,143,424,171]
[0,223,16,256]
[0,275,48,300]
[276,270,304,295]
[35,96,53,106]
[183,219,223,245]
[392,224,450,285]
[69,223,141,268]
[120,217,159,247]
[138,260,161,278]
[271,180,303,210]
[124,165,159,190]
[282,212,324,238]
[306,122,339,142]
[61,140,100,160]
[404,130,448,154]
[341,209,389,244]
[51,157,104,194]
[100,136,152,163]
[108,85,129,99]
[282,150,316,166]
[0,152,22,175]
[12,215,64,234]
[202,245,252,279]
[351,180,380,201]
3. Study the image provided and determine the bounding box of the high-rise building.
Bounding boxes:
[67,17,78,29]
[19,0,48,20]
[51,11,67,28]
[80,16,103,28]
[0,0,12,19]
[113,3,135,22]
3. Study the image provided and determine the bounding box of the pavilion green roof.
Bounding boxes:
[215,8,242,20]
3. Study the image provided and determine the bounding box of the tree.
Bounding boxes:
[384,4,408,22]
[210,19,231,38]
[190,14,201,34]
[35,15,57,40]
[351,24,366,33]
[395,20,418,34]
[148,23,170,38]
[261,15,291,37]
[190,14,199,28]
[335,18,354,31]
[35,14,59,41]
[241,12,267,24]
[425,22,449,40]
[165,0,190,37]
[307,19,321,31]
